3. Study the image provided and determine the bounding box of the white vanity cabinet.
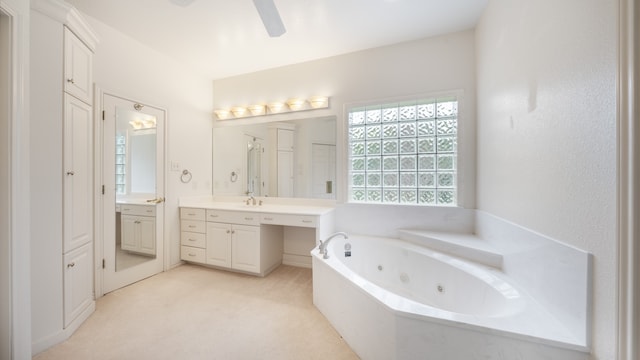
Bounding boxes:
[180,207,283,276]
[179,202,335,274]
[180,208,206,263]
[206,222,261,273]
[120,204,156,255]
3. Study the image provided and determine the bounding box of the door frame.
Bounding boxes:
[617,0,639,358]
[0,1,31,358]
[93,86,169,298]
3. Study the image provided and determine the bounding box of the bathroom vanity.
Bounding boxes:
[179,198,335,276]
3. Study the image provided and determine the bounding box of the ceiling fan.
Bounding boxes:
[169,0,286,37]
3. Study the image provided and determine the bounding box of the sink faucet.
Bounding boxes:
[246,195,256,206]
[318,232,348,259]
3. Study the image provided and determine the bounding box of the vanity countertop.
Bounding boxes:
[116,198,154,205]
[179,197,335,216]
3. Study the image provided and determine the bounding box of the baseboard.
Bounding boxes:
[31,301,96,355]
[282,253,311,268]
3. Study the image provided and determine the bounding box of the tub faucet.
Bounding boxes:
[319,232,348,259]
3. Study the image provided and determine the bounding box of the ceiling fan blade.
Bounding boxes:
[252,0,286,37]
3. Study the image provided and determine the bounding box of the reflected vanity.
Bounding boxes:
[114,107,158,271]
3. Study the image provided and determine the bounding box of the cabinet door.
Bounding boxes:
[277,129,294,151]
[206,222,232,268]
[277,151,294,197]
[64,27,93,104]
[231,225,260,273]
[138,216,156,255]
[64,242,93,327]
[120,215,138,252]
[63,94,93,252]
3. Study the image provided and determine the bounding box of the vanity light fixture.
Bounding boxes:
[214,109,232,119]
[129,118,157,130]
[248,104,266,116]
[231,106,248,117]
[286,98,306,111]
[214,96,330,120]
[267,102,286,113]
[129,120,142,130]
[309,95,329,109]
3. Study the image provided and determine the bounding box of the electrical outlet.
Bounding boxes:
[170,161,180,172]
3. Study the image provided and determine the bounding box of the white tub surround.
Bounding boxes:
[313,210,593,359]
[179,196,335,273]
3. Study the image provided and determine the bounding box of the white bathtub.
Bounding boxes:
[312,234,590,360]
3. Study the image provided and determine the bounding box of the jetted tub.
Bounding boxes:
[312,234,590,360]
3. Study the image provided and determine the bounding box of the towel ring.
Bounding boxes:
[180,169,192,183]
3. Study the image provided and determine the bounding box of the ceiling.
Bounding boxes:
[65,0,488,80]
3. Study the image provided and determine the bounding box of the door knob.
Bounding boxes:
[66,171,75,176]
[146,197,165,204]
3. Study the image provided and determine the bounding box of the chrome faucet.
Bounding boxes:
[246,195,256,206]
[318,232,348,259]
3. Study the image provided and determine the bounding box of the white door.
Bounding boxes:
[101,93,165,294]
[64,94,93,252]
[311,143,336,199]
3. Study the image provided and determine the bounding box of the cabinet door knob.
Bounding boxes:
[67,262,75,268]
[66,171,75,176]
[66,78,75,84]
[226,230,230,234]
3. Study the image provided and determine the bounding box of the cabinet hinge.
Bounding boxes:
[102,185,105,195]
[102,259,105,269]
[102,110,105,120]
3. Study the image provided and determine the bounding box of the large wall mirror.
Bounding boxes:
[212,116,336,199]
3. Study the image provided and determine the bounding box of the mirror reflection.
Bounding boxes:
[212,116,336,199]
[115,107,157,271]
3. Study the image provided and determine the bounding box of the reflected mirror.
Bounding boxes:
[115,107,157,271]
[212,116,336,199]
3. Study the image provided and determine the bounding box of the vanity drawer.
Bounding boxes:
[180,231,206,248]
[181,220,206,233]
[180,207,205,221]
[206,209,260,226]
[181,245,205,263]
[260,214,317,228]
[120,204,156,217]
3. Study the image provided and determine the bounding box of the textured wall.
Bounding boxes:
[475,1,617,358]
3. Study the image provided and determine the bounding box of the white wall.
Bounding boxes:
[475,1,617,358]
[213,30,477,234]
[85,16,214,268]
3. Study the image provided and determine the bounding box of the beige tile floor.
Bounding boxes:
[33,264,359,360]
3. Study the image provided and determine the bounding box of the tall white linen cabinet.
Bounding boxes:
[30,0,98,353]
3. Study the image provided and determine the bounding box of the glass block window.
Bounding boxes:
[348,97,458,206]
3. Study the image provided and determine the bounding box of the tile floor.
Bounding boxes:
[33,264,359,360]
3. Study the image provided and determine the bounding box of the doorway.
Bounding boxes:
[97,92,166,294]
